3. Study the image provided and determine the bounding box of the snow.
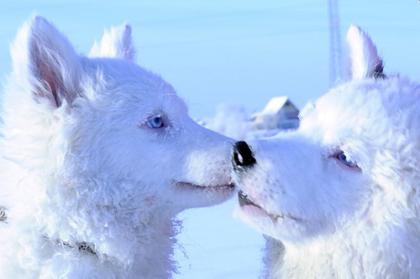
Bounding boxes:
[260,96,289,115]
[204,104,251,139]
[0,1,419,278]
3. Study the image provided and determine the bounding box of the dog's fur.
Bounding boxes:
[233,26,420,278]
[0,16,235,278]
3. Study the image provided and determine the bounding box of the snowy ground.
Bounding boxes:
[0,1,419,278]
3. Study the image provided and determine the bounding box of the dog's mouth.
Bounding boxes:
[238,190,302,223]
[238,190,262,208]
[175,181,235,192]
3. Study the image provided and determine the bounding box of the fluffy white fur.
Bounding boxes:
[0,16,235,278]
[89,24,135,61]
[233,26,420,278]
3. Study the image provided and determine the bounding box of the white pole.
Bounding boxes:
[328,0,342,86]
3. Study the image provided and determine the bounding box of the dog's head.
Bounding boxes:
[232,26,420,243]
[3,16,234,215]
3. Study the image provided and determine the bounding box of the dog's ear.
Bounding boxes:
[89,24,135,61]
[11,16,82,108]
[346,25,385,80]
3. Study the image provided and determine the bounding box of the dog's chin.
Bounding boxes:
[174,181,235,207]
[234,203,279,239]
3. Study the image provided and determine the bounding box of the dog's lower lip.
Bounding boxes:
[238,190,261,208]
[238,190,296,222]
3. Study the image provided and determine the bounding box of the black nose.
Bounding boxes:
[233,141,256,168]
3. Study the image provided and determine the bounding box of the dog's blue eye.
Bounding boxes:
[333,150,360,170]
[146,115,165,129]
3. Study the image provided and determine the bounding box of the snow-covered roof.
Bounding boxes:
[261,96,291,115]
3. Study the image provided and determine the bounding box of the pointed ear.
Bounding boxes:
[89,24,135,61]
[11,16,82,108]
[346,25,385,80]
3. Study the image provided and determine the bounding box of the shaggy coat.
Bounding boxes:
[233,26,420,278]
[0,16,234,278]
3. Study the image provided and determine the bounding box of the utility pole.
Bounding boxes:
[328,0,342,86]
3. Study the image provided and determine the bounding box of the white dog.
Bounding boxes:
[0,16,235,278]
[232,26,420,278]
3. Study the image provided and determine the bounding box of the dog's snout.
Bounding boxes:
[233,141,256,168]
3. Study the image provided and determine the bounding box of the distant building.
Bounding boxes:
[251,96,299,131]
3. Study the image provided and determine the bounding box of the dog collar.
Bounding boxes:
[0,207,7,222]
[48,237,97,257]
[0,207,96,257]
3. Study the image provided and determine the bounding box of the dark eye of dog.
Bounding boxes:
[332,150,361,171]
[146,115,166,129]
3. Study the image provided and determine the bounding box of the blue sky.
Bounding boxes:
[1,0,419,118]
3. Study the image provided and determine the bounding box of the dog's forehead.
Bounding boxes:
[86,58,186,109]
[300,77,418,144]
[87,58,174,92]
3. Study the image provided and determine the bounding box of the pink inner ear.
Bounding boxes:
[38,62,61,107]
[32,44,63,108]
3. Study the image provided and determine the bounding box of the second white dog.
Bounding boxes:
[232,26,420,278]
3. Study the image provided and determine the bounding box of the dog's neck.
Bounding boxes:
[266,224,419,279]
[0,172,179,278]
[40,175,180,278]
